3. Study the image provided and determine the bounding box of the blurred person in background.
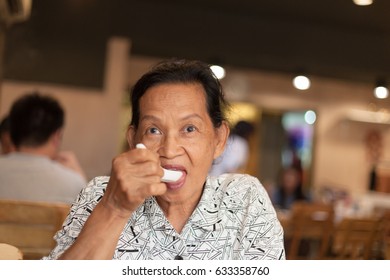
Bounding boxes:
[208,120,255,176]
[1,113,86,179]
[272,166,308,210]
[0,92,87,204]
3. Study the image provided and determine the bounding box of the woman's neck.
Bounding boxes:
[156,195,200,234]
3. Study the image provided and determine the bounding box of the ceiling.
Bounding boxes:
[3,0,390,89]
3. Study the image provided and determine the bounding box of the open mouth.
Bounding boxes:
[162,165,187,189]
[162,164,186,173]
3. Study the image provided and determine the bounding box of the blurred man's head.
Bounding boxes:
[232,120,255,140]
[9,93,65,158]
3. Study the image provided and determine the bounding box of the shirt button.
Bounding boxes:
[174,255,183,260]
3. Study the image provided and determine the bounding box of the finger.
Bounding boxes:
[123,148,160,165]
[132,161,164,178]
[141,182,167,197]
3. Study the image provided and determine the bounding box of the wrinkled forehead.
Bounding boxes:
[140,83,208,114]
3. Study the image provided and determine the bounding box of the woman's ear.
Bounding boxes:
[126,125,136,149]
[214,121,230,159]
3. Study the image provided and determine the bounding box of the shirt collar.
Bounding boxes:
[185,176,225,233]
[144,177,225,234]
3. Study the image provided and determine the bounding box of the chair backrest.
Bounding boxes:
[331,216,382,259]
[0,199,70,259]
[0,243,23,260]
[287,201,334,259]
[378,209,390,260]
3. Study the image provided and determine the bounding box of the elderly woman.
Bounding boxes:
[45,59,285,260]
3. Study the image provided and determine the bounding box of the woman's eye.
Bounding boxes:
[147,127,161,135]
[184,125,196,133]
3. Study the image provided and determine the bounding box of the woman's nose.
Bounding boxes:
[159,135,182,159]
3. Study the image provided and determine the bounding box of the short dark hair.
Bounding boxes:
[9,92,64,147]
[232,120,255,140]
[130,59,229,128]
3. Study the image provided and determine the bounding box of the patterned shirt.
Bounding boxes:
[45,173,285,260]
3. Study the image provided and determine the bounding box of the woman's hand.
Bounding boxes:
[101,147,167,218]
[59,147,167,259]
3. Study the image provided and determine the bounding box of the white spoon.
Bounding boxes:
[135,143,182,183]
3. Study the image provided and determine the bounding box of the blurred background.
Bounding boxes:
[1,0,390,207]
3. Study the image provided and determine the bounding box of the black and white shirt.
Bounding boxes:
[45,174,285,260]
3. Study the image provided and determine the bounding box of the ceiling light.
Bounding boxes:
[353,0,373,6]
[210,65,226,80]
[374,86,388,99]
[304,110,317,125]
[293,75,311,90]
[374,79,388,99]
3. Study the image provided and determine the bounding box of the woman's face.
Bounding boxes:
[129,82,228,205]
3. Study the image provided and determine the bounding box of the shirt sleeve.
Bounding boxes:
[235,175,286,260]
[42,176,108,260]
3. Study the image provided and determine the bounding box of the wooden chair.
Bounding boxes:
[286,201,334,260]
[0,243,23,260]
[330,216,382,259]
[383,211,390,259]
[0,199,70,260]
